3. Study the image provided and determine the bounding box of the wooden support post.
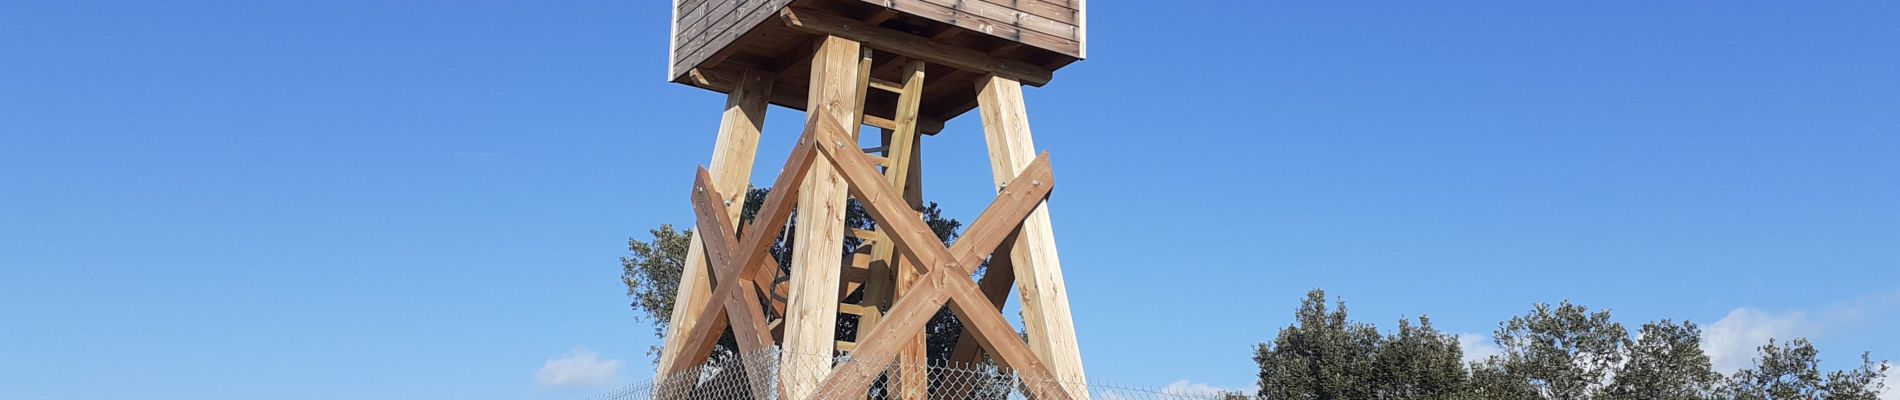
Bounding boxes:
[886,60,929,400]
[946,236,1016,362]
[780,35,861,400]
[935,240,1017,400]
[975,75,1089,388]
[802,118,1073,399]
[658,68,773,375]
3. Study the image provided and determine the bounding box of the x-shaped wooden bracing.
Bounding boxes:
[672,112,1073,400]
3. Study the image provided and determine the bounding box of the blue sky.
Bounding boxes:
[4,1,1898,398]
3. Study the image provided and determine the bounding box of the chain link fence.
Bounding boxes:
[585,348,1248,400]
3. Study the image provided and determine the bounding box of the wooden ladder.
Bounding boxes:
[836,49,930,399]
[750,48,931,399]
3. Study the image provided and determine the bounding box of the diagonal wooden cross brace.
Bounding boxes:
[804,114,1076,400]
[667,115,838,382]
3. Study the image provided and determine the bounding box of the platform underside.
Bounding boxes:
[674,0,1081,131]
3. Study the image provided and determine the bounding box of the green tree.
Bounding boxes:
[1469,360,1540,399]
[1492,300,1628,400]
[1255,289,1382,400]
[1250,292,1893,400]
[620,224,692,359]
[1601,320,1718,400]
[1722,338,1891,400]
[1818,352,1891,400]
[1370,316,1469,399]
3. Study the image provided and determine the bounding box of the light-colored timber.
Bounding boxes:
[977,74,1089,388]
[778,35,860,400]
[652,2,1092,397]
[844,58,930,399]
[802,117,1073,399]
[664,115,831,377]
[656,69,772,376]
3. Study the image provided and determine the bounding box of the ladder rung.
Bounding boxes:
[862,114,899,130]
[835,340,857,352]
[848,228,885,241]
[863,154,889,167]
[838,303,878,316]
[847,249,875,268]
[868,78,905,94]
[841,264,871,282]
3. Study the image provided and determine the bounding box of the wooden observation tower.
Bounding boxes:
[656,0,1087,398]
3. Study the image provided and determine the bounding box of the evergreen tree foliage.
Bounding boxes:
[1253,292,1890,400]
[1722,338,1891,400]
[1255,290,1472,399]
[1492,301,1628,400]
[1370,317,1469,399]
[1603,320,1718,400]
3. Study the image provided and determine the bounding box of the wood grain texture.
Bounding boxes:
[664,113,827,377]
[873,0,1078,58]
[778,35,860,400]
[976,74,1088,387]
[907,0,1077,41]
[672,0,796,82]
[805,111,1072,399]
[780,7,1054,86]
[656,70,772,376]
[869,60,929,399]
[685,170,776,400]
[685,170,772,353]
[941,237,1017,399]
[949,154,1053,263]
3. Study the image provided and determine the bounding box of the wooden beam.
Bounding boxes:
[744,257,787,318]
[976,74,1088,386]
[852,46,873,132]
[779,35,861,400]
[813,271,955,397]
[860,114,898,131]
[657,68,772,376]
[884,61,927,195]
[804,111,1074,399]
[815,268,1075,400]
[941,270,1073,400]
[687,64,948,135]
[949,154,1055,263]
[811,112,1056,285]
[813,131,955,279]
[877,60,929,398]
[942,238,1017,397]
[686,172,773,354]
[685,170,774,400]
[867,77,904,93]
[665,114,827,377]
[779,7,1054,87]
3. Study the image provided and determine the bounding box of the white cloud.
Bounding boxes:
[1157,379,1240,397]
[1882,362,1898,400]
[1457,333,1502,364]
[1877,360,1892,400]
[1703,308,1813,373]
[536,348,625,389]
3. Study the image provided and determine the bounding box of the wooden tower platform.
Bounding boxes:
[656,1,1088,398]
